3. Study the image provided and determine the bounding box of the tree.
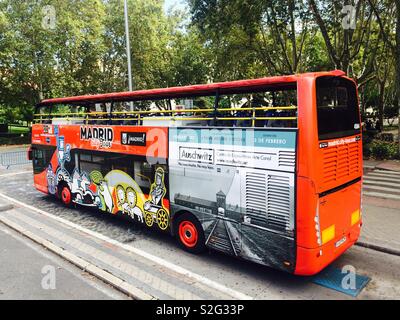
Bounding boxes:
[368,0,400,152]
[100,0,209,94]
[188,0,315,79]
[0,0,210,121]
[308,0,384,85]
[0,0,107,119]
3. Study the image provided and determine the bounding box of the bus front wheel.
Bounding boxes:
[60,185,72,207]
[175,213,206,254]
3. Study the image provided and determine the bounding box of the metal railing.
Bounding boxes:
[0,151,31,169]
[33,106,298,127]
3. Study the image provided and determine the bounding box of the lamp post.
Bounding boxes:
[124,0,134,111]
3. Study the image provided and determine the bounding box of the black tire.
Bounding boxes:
[174,212,206,254]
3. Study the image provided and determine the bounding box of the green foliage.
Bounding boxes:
[384,105,398,120]
[8,126,30,134]
[370,140,398,160]
[0,0,210,123]
[0,0,398,134]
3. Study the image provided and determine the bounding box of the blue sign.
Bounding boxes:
[170,128,296,149]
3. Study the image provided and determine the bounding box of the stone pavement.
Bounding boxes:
[362,169,400,200]
[359,159,400,255]
[358,196,400,256]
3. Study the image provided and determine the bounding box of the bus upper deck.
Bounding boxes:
[34,74,300,128]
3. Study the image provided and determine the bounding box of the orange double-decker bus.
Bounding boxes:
[30,70,362,275]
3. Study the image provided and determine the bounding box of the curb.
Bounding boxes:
[0,204,14,212]
[0,214,154,300]
[355,241,400,257]
[375,166,400,173]
[363,163,400,173]
[363,165,376,174]
[363,165,376,170]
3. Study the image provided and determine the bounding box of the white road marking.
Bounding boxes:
[0,170,32,178]
[0,191,253,300]
[362,185,400,193]
[374,170,400,176]
[363,176,400,183]
[367,172,400,179]
[363,180,400,188]
[362,192,400,201]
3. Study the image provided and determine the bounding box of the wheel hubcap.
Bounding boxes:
[62,188,71,204]
[179,221,198,248]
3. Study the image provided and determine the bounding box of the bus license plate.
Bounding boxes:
[335,236,347,248]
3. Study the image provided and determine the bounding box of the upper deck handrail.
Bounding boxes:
[33,105,298,129]
[33,105,298,127]
[33,106,297,117]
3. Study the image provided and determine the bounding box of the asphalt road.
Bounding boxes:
[0,166,399,299]
[0,222,128,300]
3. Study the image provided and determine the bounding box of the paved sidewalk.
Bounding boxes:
[364,159,400,172]
[360,159,400,254]
[362,169,400,200]
[358,197,400,255]
[0,145,29,152]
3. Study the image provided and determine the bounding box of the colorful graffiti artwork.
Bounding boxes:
[89,169,169,230]
[45,133,169,230]
[46,164,57,195]
[143,168,169,230]
[46,157,169,230]
[54,137,72,191]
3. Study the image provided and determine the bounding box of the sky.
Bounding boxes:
[163,0,187,13]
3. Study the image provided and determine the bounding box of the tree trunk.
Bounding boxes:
[378,81,385,131]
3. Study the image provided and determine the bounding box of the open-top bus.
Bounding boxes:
[30,70,362,275]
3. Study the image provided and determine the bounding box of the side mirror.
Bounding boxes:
[27,147,33,161]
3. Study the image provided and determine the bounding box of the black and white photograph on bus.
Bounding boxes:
[169,127,297,272]
[0,0,399,308]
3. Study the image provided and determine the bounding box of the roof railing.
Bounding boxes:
[33,106,298,127]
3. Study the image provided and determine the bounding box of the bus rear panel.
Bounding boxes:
[295,75,362,275]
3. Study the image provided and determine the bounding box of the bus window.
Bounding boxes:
[218,93,258,127]
[79,153,111,175]
[316,76,360,140]
[218,89,297,128]
[32,146,56,174]
[134,161,152,194]
[109,154,135,177]
[87,103,109,125]
[35,106,52,124]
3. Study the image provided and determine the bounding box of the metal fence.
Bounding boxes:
[0,151,31,169]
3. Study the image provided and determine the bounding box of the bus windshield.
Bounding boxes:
[316,76,360,140]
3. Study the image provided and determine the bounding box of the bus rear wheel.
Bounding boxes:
[60,185,72,207]
[175,213,206,254]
